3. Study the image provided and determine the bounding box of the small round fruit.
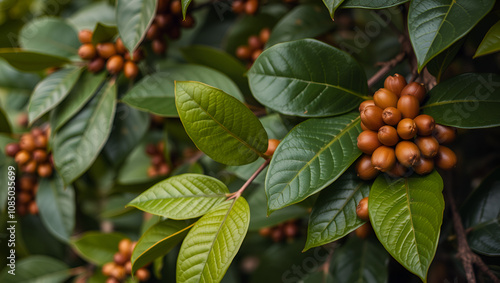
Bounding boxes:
[355,222,371,239]
[170,0,182,14]
[435,146,457,170]
[135,268,151,281]
[236,45,251,60]
[125,49,145,62]
[20,134,36,151]
[395,141,421,167]
[251,49,262,61]
[259,227,272,237]
[271,227,284,243]
[181,15,195,28]
[384,73,407,97]
[124,61,139,80]
[259,28,271,43]
[152,39,167,55]
[433,124,456,144]
[19,176,36,191]
[146,23,160,40]
[284,222,298,238]
[18,191,32,204]
[401,82,426,103]
[147,165,158,177]
[397,118,417,140]
[356,155,379,180]
[22,160,37,173]
[245,0,259,14]
[414,114,435,136]
[115,38,127,54]
[78,44,97,60]
[15,150,31,165]
[130,241,137,255]
[111,265,126,280]
[357,130,382,155]
[31,128,43,137]
[248,36,262,51]
[158,0,169,12]
[371,146,396,172]
[96,43,117,59]
[387,162,408,178]
[232,0,245,13]
[118,239,133,257]
[33,149,48,162]
[356,197,369,221]
[397,95,420,119]
[358,100,375,113]
[106,55,124,74]
[102,262,116,276]
[414,136,439,158]
[265,139,280,156]
[125,261,132,274]
[158,163,170,175]
[360,105,384,131]
[28,201,39,215]
[113,252,127,265]
[37,163,53,177]
[413,157,434,175]
[382,107,402,126]
[5,143,20,157]
[88,57,105,73]
[378,125,399,146]
[34,135,48,149]
[360,122,369,131]
[78,29,93,44]
[106,277,120,283]
[373,88,398,109]
[155,14,172,28]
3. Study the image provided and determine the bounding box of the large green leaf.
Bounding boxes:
[266,112,362,214]
[0,49,70,72]
[427,39,464,83]
[248,39,369,117]
[330,237,389,283]
[340,0,409,9]
[461,167,500,256]
[122,64,243,117]
[177,197,250,283]
[421,73,500,129]
[0,256,70,283]
[53,79,117,184]
[266,4,334,47]
[28,67,83,124]
[369,171,444,282]
[68,2,116,30]
[322,0,344,18]
[175,81,268,165]
[37,173,75,243]
[0,107,12,133]
[408,0,494,72]
[19,17,80,58]
[474,20,500,58]
[128,174,229,219]
[91,22,118,45]
[305,169,370,251]
[71,232,127,265]
[116,0,156,53]
[132,220,193,273]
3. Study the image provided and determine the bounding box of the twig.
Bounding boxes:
[228,158,270,199]
[367,51,406,88]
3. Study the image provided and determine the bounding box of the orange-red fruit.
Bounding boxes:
[152,39,167,55]
[355,222,372,239]
[146,23,160,40]
[358,100,375,113]
[387,162,408,178]
[413,157,434,175]
[259,28,271,44]
[245,0,259,14]
[5,143,20,157]
[78,29,93,44]
[22,160,37,173]
[371,146,396,172]
[125,49,145,62]
[135,268,151,281]
[118,239,133,257]
[357,130,382,155]
[356,197,369,221]
[18,191,32,203]
[373,88,398,109]
[395,141,421,167]
[384,73,407,97]
[382,107,402,126]
[259,227,272,237]
[33,149,48,162]
[37,163,53,177]
[19,176,36,191]
[248,36,262,51]
[125,261,132,274]
[361,105,384,131]
[158,163,170,175]
[170,0,182,14]
[111,265,126,280]
[155,14,172,28]
[113,252,127,265]
[401,82,426,103]
[397,118,417,140]
[124,61,139,80]
[34,135,48,149]
[356,155,379,180]
[414,114,435,136]
[265,139,280,156]
[435,146,457,170]
[147,165,158,177]
[284,222,298,238]
[252,49,262,61]
[414,136,439,158]
[232,0,245,13]
[106,55,124,74]
[78,44,97,60]
[28,201,39,215]
[106,277,120,283]
[88,57,105,73]
[378,125,399,146]
[181,15,195,28]
[115,38,127,54]
[102,262,116,276]
[236,45,252,60]
[96,43,117,59]
[15,150,31,165]
[20,134,36,151]
[397,95,420,119]
[271,227,284,242]
[433,124,456,145]
[360,122,369,131]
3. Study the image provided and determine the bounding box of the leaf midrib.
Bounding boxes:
[404,178,424,276]
[421,99,500,109]
[422,0,456,63]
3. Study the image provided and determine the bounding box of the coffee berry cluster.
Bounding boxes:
[232,0,259,15]
[102,238,150,283]
[354,197,372,239]
[235,28,271,68]
[356,74,457,180]
[258,219,301,243]
[77,30,142,79]
[146,142,171,178]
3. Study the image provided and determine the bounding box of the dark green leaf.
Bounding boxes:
[0,49,70,72]
[71,232,127,265]
[92,22,118,45]
[0,255,70,283]
[427,39,464,83]
[248,39,369,117]
[68,2,116,30]
[340,0,408,9]
[322,0,345,18]
[117,141,154,185]
[116,0,156,53]
[0,107,12,133]
[181,0,192,19]
[474,20,500,58]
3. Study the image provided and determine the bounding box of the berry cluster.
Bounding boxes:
[146,142,171,178]
[232,0,259,15]
[355,74,457,180]
[258,219,301,243]
[77,30,141,79]
[235,28,270,68]
[354,197,372,239]
[102,239,150,283]
[15,175,39,216]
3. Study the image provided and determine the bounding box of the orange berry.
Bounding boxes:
[124,61,139,80]
[78,29,93,44]
[106,55,124,74]
[78,44,96,60]
[265,139,280,156]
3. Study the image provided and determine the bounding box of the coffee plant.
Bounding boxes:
[0,0,499,282]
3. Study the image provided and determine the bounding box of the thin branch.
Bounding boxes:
[228,158,270,199]
[367,51,406,88]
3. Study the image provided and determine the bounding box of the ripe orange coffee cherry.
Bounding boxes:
[146,23,160,40]
[78,29,93,44]
[387,161,408,178]
[158,163,170,175]
[102,262,116,277]
[413,157,434,175]
[15,150,31,165]
[115,38,127,54]
[33,149,48,162]
[371,146,396,172]
[414,136,439,158]
[34,134,48,149]
[284,221,298,238]
[355,222,372,239]
[124,61,139,80]
[106,277,120,283]
[382,107,402,126]
[373,88,398,109]
[135,268,151,281]
[37,163,53,177]
[401,82,426,103]
[259,226,272,237]
[356,155,379,180]
[118,238,133,257]
[384,73,407,97]
[248,36,262,51]
[152,39,167,55]
[20,134,36,151]
[397,95,420,119]
[22,160,37,173]
[397,118,417,140]
[435,146,457,170]
[181,15,195,28]
[236,46,252,60]
[156,14,172,28]
[88,57,105,73]
[356,197,369,221]
[358,100,375,113]
[271,227,284,242]
[245,0,259,14]
[106,55,124,74]
[395,141,421,167]
[378,125,399,146]
[361,105,384,131]
[96,43,117,59]
[259,28,271,44]
[357,130,382,154]
[19,176,36,191]
[265,139,280,156]
[78,44,97,60]
[360,122,369,131]
[18,191,32,203]
[170,0,182,14]
[111,265,126,280]
[414,114,435,136]
[232,0,245,13]
[251,49,262,61]
[5,143,20,157]
[28,201,39,215]
[113,252,127,265]
[433,124,456,144]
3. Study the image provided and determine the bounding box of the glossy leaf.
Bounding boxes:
[128,173,229,219]
[427,39,464,83]
[0,256,70,283]
[28,67,83,124]
[92,22,118,45]
[461,167,500,256]
[369,171,444,282]
[68,2,116,30]
[131,220,193,273]
[37,173,75,243]
[0,49,70,72]
[322,0,344,18]
[53,79,116,184]
[122,64,243,117]
[305,169,370,251]
[421,73,500,128]
[266,112,362,214]
[408,0,494,71]
[0,107,11,133]
[341,0,408,9]
[474,20,500,58]
[71,232,127,265]
[175,81,268,165]
[248,39,368,117]
[177,197,250,283]
[181,0,192,19]
[116,0,156,53]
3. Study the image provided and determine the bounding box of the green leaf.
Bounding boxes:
[427,39,464,83]
[420,73,500,129]
[37,173,75,243]
[0,107,12,133]
[0,255,70,283]
[68,2,116,30]
[340,0,409,9]
[129,173,229,219]
[305,169,370,251]
[131,220,193,273]
[462,167,500,256]
[122,64,243,117]
[50,71,107,131]
[181,0,192,19]
[19,17,80,58]
[175,81,268,165]
[322,0,345,18]
[266,112,362,214]
[408,0,494,72]
[330,237,389,283]
[28,67,83,124]
[474,20,500,58]
[53,79,117,184]
[248,39,368,117]
[369,171,444,282]
[71,232,127,265]
[116,0,156,53]
[0,49,70,72]
[92,22,118,45]
[177,197,250,283]
[266,4,334,47]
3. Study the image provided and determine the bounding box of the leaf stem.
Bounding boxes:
[228,158,271,200]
